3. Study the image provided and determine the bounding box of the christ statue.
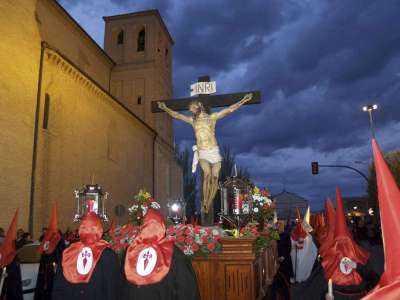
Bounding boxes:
[158,93,253,213]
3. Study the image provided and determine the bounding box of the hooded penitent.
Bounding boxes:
[0,209,18,267]
[38,202,61,255]
[291,208,317,282]
[302,206,313,233]
[319,198,336,258]
[62,212,109,283]
[125,208,174,285]
[314,213,326,244]
[362,139,400,300]
[322,187,369,286]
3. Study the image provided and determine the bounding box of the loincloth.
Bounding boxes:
[192,145,222,173]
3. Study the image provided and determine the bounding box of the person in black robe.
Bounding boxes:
[52,247,120,300]
[0,259,23,300]
[292,258,379,300]
[122,246,200,300]
[269,222,293,300]
[122,209,200,300]
[34,238,65,300]
[52,213,120,300]
[292,187,381,300]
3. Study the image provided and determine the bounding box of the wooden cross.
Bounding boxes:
[151,76,261,113]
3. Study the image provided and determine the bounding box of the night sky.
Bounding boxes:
[59,0,400,210]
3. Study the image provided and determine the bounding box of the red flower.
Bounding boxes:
[167,226,175,235]
[261,190,271,197]
[202,236,208,244]
[185,228,192,235]
[185,237,194,245]
[194,226,201,234]
[207,243,216,252]
[177,236,185,243]
[192,243,199,252]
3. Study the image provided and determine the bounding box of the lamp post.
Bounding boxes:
[362,104,378,138]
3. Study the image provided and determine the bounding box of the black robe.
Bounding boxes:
[292,259,380,300]
[0,259,23,300]
[34,239,66,300]
[52,248,120,300]
[121,247,200,300]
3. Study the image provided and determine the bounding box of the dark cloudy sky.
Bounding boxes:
[59,0,400,210]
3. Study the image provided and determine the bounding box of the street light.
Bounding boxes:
[362,104,378,138]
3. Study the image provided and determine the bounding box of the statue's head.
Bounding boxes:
[189,101,209,117]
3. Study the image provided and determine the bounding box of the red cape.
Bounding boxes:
[125,209,174,286]
[322,187,369,286]
[62,213,109,283]
[39,202,61,255]
[0,210,18,267]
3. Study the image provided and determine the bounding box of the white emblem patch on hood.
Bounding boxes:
[340,257,356,275]
[76,247,93,275]
[136,247,157,277]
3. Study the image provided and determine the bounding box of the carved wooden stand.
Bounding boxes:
[192,237,269,300]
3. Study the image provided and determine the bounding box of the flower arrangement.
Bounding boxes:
[252,186,275,230]
[167,224,222,257]
[128,189,160,226]
[108,224,139,253]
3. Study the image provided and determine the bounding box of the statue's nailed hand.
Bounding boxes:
[242,93,253,103]
[158,101,167,110]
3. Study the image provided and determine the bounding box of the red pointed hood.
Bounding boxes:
[322,187,369,286]
[39,202,61,255]
[0,209,18,267]
[363,139,400,299]
[62,212,109,283]
[314,213,326,243]
[319,198,336,257]
[125,209,174,285]
[291,208,307,241]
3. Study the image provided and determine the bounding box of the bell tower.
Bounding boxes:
[103,10,174,140]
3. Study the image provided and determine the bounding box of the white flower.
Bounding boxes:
[150,202,160,209]
[128,204,139,213]
[212,229,220,236]
[195,236,203,245]
[141,205,148,215]
[253,207,259,213]
[183,246,194,256]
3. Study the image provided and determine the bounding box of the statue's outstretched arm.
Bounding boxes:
[157,102,193,124]
[212,93,253,120]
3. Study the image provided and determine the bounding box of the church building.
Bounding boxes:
[0,0,182,236]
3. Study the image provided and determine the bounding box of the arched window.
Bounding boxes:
[137,29,145,52]
[117,30,124,45]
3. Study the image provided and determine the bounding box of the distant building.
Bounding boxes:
[273,191,309,220]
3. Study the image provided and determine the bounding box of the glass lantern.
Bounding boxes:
[220,177,252,216]
[74,184,109,222]
[167,198,186,225]
[219,177,253,231]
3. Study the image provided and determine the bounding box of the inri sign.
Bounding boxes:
[190,81,217,97]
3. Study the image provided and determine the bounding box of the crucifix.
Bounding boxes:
[152,76,261,221]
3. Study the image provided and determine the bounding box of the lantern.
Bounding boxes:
[74,183,108,222]
[167,198,186,225]
[219,177,253,232]
[220,177,252,216]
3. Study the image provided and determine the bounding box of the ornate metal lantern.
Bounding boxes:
[74,184,108,222]
[167,198,186,225]
[219,177,253,231]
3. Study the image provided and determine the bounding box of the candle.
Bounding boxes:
[328,278,333,297]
